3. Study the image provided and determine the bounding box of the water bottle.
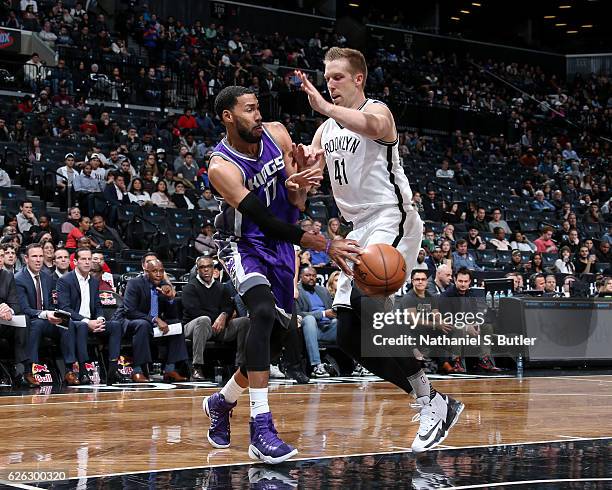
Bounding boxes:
[516,354,523,379]
[214,366,223,385]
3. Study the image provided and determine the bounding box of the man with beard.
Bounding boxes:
[202,86,359,464]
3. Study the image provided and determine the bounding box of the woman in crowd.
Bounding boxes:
[510,231,537,252]
[151,180,175,208]
[41,240,56,275]
[326,271,341,299]
[325,217,344,239]
[554,246,575,274]
[529,252,545,274]
[128,177,152,206]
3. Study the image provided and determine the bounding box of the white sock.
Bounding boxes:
[220,375,247,404]
[408,369,435,400]
[249,387,270,418]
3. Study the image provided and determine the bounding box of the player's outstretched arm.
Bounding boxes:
[295,70,396,143]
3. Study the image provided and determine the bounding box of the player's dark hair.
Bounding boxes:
[214,86,255,119]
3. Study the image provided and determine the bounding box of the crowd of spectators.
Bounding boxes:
[0,1,611,385]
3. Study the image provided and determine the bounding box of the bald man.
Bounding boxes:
[112,259,189,383]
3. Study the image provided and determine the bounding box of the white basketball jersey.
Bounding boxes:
[320,99,413,226]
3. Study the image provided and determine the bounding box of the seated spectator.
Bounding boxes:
[128,178,153,206]
[583,203,602,224]
[61,207,81,235]
[422,189,441,221]
[412,248,429,272]
[40,240,55,275]
[198,188,220,213]
[531,190,556,212]
[177,152,198,183]
[57,248,123,385]
[49,247,71,280]
[141,170,157,195]
[427,263,453,295]
[171,182,196,209]
[595,241,611,263]
[15,244,80,385]
[74,162,104,194]
[595,277,612,298]
[1,243,23,274]
[574,245,597,274]
[534,226,558,254]
[554,246,576,274]
[505,271,524,293]
[519,148,538,168]
[56,153,78,208]
[510,232,537,253]
[111,258,189,383]
[530,252,545,274]
[441,224,456,244]
[451,239,482,272]
[561,228,581,255]
[194,220,218,255]
[0,167,10,187]
[503,250,527,273]
[544,274,559,296]
[488,208,512,234]
[151,180,175,208]
[440,267,500,373]
[90,262,114,291]
[177,109,198,130]
[16,200,39,235]
[436,159,454,179]
[489,227,511,251]
[425,246,445,277]
[471,207,489,233]
[66,216,92,249]
[181,255,249,381]
[529,273,546,292]
[441,202,463,224]
[0,261,36,387]
[454,162,472,186]
[87,215,127,251]
[296,267,336,378]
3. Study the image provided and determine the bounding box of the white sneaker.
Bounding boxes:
[410,392,464,453]
[352,364,373,376]
[269,364,285,379]
[312,363,330,378]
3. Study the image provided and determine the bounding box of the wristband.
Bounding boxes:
[325,239,331,255]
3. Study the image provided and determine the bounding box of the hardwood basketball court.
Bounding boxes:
[0,372,610,488]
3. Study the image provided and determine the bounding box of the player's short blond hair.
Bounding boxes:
[324,47,367,89]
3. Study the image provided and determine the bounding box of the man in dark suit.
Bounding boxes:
[15,243,80,385]
[0,263,38,387]
[102,173,130,226]
[112,258,189,383]
[57,248,123,385]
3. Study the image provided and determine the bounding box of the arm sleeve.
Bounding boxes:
[237,192,305,245]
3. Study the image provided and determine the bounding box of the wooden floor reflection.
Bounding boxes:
[0,375,611,480]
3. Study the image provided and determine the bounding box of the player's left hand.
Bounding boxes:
[285,167,323,191]
[295,70,333,116]
[292,143,323,171]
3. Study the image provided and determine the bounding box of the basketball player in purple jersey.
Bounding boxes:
[202,86,361,464]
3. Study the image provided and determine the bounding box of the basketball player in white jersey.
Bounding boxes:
[295,47,464,452]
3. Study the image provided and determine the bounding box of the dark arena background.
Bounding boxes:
[0,0,611,488]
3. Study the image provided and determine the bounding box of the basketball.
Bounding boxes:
[353,243,407,296]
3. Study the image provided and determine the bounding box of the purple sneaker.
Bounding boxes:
[248,412,299,464]
[203,393,237,448]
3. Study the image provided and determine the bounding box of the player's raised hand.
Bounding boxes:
[295,70,332,116]
[285,167,323,190]
[292,143,324,171]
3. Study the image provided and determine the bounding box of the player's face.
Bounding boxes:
[231,94,263,144]
[324,59,363,108]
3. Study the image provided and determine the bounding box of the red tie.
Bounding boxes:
[34,275,43,310]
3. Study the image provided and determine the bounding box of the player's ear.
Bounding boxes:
[222,109,233,124]
[354,73,364,88]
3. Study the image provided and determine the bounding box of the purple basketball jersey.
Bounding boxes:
[211,127,298,319]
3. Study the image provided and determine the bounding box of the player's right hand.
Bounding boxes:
[328,239,363,276]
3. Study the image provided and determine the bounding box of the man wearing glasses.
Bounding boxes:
[182,255,249,381]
